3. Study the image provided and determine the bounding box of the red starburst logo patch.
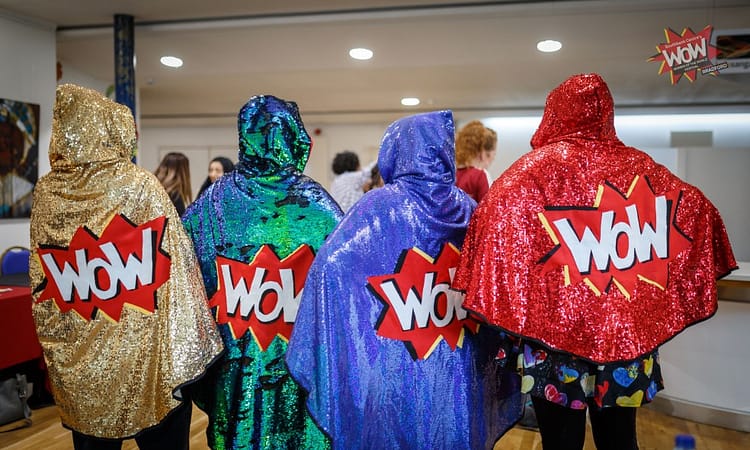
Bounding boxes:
[538,176,691,298]
[648,26,718,84]
[209,244,314,349]
[367,243,479,360]
[37,214,171,322]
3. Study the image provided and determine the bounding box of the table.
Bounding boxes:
[718,261,749,286]
[718,261,749,304]
[0,285,43,370]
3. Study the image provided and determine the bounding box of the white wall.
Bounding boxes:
[58,63,110,96]
[139,122,388,196]
[680,146,750,261]
[0,12,56,251]
[660,299,750,414]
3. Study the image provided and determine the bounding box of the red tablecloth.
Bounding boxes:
[0,286,43,370]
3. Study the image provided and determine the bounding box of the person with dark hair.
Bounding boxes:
[196,156,235,199]
[329,150,370,212]
[363,164,383,192]
[331,150,359,175]
[154,152,192,216]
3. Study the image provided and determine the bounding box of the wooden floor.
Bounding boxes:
[1,404,747,449]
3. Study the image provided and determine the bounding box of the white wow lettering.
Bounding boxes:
[660,38,707,67]
[220,265,300,323]
[41,229,156,302]
[379,268,467,330]
[552,195,669,273]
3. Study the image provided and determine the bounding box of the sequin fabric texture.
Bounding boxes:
[29,84,223,438]
[454,73,737,365]
[182,95,341,450]
[286,110,522,450]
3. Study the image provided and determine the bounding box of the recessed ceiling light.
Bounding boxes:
[349,48,373,60]
[401,97,420,106]
[160,56,183,68]
[537,40,562,53]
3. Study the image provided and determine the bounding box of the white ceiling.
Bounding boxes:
[2,0,749,126]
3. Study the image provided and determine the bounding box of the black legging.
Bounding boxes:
[71,400,192,450]
[531,396,639,450]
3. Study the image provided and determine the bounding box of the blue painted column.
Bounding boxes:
[114,14,136,160]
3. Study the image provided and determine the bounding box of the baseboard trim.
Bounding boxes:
[645,395,750,432]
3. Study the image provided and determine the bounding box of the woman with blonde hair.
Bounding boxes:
[154,152,192,215]
[455,120,497,202]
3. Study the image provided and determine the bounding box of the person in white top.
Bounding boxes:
[329,150,371,212]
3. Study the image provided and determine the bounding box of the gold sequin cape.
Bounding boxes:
[29,84,224,439]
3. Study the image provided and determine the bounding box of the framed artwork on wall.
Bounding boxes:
[0,98,39,218]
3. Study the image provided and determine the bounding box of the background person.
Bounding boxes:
[196,156,234,199]
[363,164,383,192]
[154,152,192,215]
[455,120,497,203]
[329,150,371,212]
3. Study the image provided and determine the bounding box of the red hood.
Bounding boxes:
[531,73,621,149]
